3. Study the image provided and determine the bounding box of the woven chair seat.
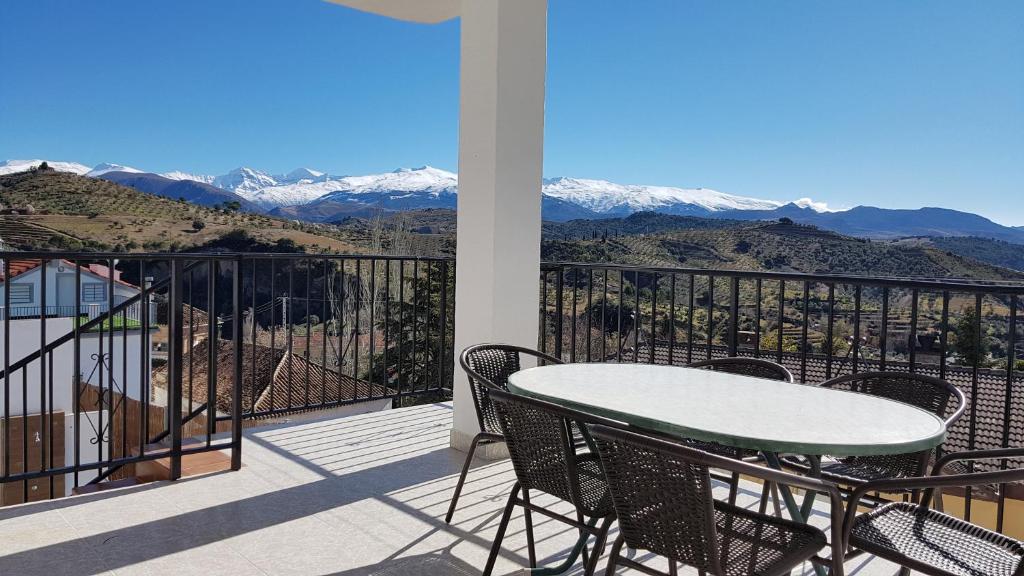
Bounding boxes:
[850,502,1024,576]
[625,500,826,576]
[780,454,916,486]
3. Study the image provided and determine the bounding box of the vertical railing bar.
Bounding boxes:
[686,274,695,364]
[337,259,347,404]
[231,256,243,470]
[168,259,184,480]
[554,268,564,360]
[728,276,740,357]
[586,269,593,362]
[39,259,47,488]
[669,274,677,365]
[139,260,148,454]
[825,284,835,380]
[853,286,862,374]
[48,350,54,498]
[570,267,578,363]
[251,258,257,415]
[322,258,329,406]
[353,259,362,400]
[410,260,417,393]
[381,260,390,399]
[1,257,7,484]
[305,262,312,407]
[939,291,950,380]
[187,268,194,415]
[422,262,432,396]
[97,258,105,477]
[754,278,762,359]
[650,273,658,364]
[268,259,276,413]
[996,294,1016,532]
[800,281,810,383]
[21,371,27,500]
[965,293,983,522]
[705,275,714,361]
[617,270,624,363]
[540,269,549,354]
[601,269,608,361]
[397,261,405,403]
[120,265,128,463]
[287,260,294,409]
[72,260,79,487]
[206,260,217,447]
[776,280,785,363]
[438,260,449,395]
[879,286,890,372]
[909,289,920,372]
[634,271,641,362]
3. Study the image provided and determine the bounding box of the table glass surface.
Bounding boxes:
[506,363,947,457]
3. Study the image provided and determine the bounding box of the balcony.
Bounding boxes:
[0,251,1021,575]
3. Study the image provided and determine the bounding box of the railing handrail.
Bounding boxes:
[0,250,455,262]
[541,261,1024,294]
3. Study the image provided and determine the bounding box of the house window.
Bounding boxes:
[9,284,33,305]
[82,283,106,302]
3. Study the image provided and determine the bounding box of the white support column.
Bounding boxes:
[451,0,547,452]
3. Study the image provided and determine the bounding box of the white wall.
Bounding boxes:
[0,317,76,416]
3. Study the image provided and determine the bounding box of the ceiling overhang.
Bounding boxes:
[324,0,460,24]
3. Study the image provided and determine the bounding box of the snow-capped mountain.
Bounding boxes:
[0,159,91,176]
[542,177,782,216]
[161,170,215,184]
[86,163,143,177]
[212,167,280,197]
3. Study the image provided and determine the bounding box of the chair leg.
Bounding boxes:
[604,534,625,576]
[896,568,911,576]
[727,471,741,506]
[483,483,521,576]
[445,432,488,524]
[758,480,771,515]
[669,561,679,575]
[577,510,591,569]
[522,488,537,568]
[583,516,615,576]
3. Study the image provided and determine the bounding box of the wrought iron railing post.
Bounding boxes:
[231,255,244,470]
[167,258,185,480]
[728,276,740,357]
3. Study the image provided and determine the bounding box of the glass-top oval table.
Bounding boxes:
[507,363,948,575]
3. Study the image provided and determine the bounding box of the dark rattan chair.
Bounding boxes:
[590,424,846,576]
[841,447,1024,576]
[445,343,563,525]
[686,357,794,508]
[483,388,616,576]
[782,371,966,491]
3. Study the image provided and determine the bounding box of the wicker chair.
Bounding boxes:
[444,343,562,525]
[686,357,793,508]
[841,447,1024,576]
[782,371,966,492]
[589,424,846,576]
[483,388,616,576]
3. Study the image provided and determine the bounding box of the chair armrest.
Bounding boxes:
[932,447,1024,476]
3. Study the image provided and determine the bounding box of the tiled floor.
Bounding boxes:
[0,403,899,575]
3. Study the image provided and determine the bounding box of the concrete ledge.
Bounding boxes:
[450,429,509,460]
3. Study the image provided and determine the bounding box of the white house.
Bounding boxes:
[0,259,141,320]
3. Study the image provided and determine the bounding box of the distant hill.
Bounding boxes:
[541,220,1024,281]
[893,236,1024,273]
[99,171,262,212]
[0,169,358,253]
[719,203,1024,244]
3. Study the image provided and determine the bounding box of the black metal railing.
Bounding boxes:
[0,252,455,504]
[540,261,1024,532]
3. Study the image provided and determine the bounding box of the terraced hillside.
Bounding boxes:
[541,220,1024,281]
[0,169,364,253]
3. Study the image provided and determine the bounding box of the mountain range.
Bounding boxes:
[3,158,1023,244]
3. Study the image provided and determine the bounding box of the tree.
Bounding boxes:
[953,305,987,366]
[38,161,50,171]
[191,218,206,232]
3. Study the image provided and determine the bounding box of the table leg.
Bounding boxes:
[763,452,828,576]
[528,516,598,575]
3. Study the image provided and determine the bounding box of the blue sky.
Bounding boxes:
[1,1,1021,224]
